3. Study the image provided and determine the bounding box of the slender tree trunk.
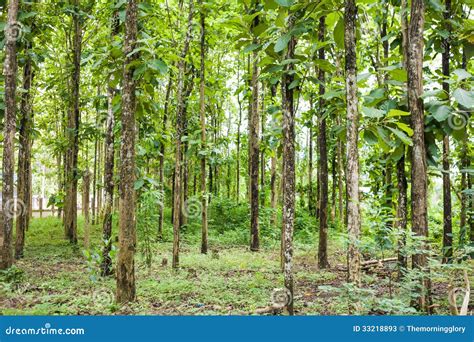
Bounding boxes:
[281,15,297,315]
[408,0,431,312]
[199,0,208,254]
[441,0,452,263]
[172,0,194,268]
[344,0,361,288]
[83,170,91,249]
[318,16,330,269]
[64,0,82,244]
[101,9,119,276]
[158,75,172,239]
[0,0,19,269]
[249,3,260,252]
[116,0,138,303]
[92,137,98,223]
[15,46,34,259]
[236,61,242,203]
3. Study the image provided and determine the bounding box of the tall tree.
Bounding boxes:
[101,7,120,276]
[407,0,430,311]
[64,0,82,244]
[172,0,194,268]
[441,0,452,263]
[344,0,361,286]
[15,43,35,259]
[0,0,20,269]
[116,0,139,303]
[249,0,260,252]
[317,16,329,269]
[281,14,297,316]
[199,0,208,254]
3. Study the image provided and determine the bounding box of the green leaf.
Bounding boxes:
[453,69,472,81]
[388,127,413,146]
[134,179,145,190]
[387,109,410,117]
[395,122,413,136]
[362,106,385,119]
[453,88,474,109]
[274,33,291,53]
[275,0,294,7]
[333,18,344,49]
[148,59,168,74]
[243,43,260,53]
[432,105,451,122]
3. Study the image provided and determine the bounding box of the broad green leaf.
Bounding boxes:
[274,33,291,53]
[388,127,413,146]
[333,19,344,49]
[453,88,474,109]
[362,106,385,119]
[453,69,472,81]
[275,0,294,7]
[395,122,413,136]
[432,105,451,122]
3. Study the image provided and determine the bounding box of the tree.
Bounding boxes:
[317,16,329,269]
[281,14,297,316]
[249,0,260,252]
[0,0,20,269]
[172,0,194,268]
[15,42,35,259]
[344,0,361,286]
[441,0,452,263]
[116,0,139,303]
[407,0,430,311]
[199,0,208,254]
[64,0,82,244]
[101,5,120,277]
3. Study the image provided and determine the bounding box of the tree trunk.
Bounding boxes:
[199,0,208,254]
[172,0,194,268]
[101,8,119,276]
[249,3,260,252]
[236,59,242,203]
[408,0,431,312]
[158,75,172,239]
[317,16,330,269]
[0,0,19,269]
[116,0,138,303]
[344,0,361,287]
[92,137,98,223]
[64,0,82,244]
[83,170,91,249]
[15,45,34,259]
[441,0,452,263]
[281,15,297,315]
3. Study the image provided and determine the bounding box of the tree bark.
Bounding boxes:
[0,0,19,269]
[83,170,91,249]
[64,0,82,244]
[199,0,208,254]
[281,15,297,316]
[249,2,260,252]
[441,0,452,263]
[116,0,138,303]
[317,16,330,269]
[344,0,361,287]
[101,7,119,277]
[407,0,431,312]
[172,0,194,268]
[15,45,35,259]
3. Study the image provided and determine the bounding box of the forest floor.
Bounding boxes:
[0,216,471,315]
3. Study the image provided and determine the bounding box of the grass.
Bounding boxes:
[0,204,471,315]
